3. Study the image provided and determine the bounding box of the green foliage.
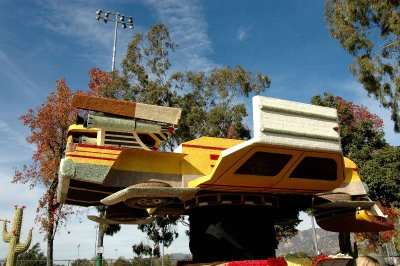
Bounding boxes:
[137,216,180,252]
[275,222,301,240]
[70,258,92,266]
[16,242,46,266]
[132,242,154,258]
[172,66,269,144]
[283,251,309,259]
[325,0,400,132]
[131,257,153,266]
[359,146,400,207]
[112,257,131,266]
[113,23,270,147]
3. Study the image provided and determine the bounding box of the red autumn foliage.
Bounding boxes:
[88,67,112,97]
[379,205,398,242]
[13,70,111,264]
[335,96,384,131]
[13,78,81,263]
[14,79,79,184]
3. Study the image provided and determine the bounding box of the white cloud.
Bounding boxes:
[145,0,216,72]
[296,211,316,231]
[0,120,30,148]
[35,1,135,71]
[0,119,34,165]
[0,50,46,101]
[34,0,216,73]
[237,26,251,41]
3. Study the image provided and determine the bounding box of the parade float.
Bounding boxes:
[57,94,393,263]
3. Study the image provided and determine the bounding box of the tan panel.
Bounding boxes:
[72,95,181,125]
[72,95,137,117]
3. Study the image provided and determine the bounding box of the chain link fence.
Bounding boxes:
[0,258,188,266]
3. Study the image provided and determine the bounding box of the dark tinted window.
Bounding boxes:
[290,157,337,180]
[235,152,292,176]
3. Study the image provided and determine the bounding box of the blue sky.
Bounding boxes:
[1,0,399,261]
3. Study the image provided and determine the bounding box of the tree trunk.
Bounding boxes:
[47,233,53,266]
[47,190,56,266]
[338,232,352,256]
[353,241,358,258]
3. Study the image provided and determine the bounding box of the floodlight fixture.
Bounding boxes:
[95,9,134,71]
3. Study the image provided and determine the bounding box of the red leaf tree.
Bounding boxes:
[312,93,394,254]
[14,78,81,266]
[88,67,112,97]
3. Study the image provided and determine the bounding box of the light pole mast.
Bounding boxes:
[311,214,320,256]
[95,9,134,71]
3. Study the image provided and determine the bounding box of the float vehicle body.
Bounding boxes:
[58,95,392,231]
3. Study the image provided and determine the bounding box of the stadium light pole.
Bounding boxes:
[311,215,320,255]
[95,9,134,71]
[94,224,98,259]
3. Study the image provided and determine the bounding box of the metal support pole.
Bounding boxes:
[112,13,118,72]
[94,225,98,259]
[311,215,320,255]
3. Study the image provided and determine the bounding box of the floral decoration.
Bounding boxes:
[312,254,331,266]
[228,257,288,266]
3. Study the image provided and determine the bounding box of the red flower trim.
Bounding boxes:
[228,257,287,266]
[312,254,332,266]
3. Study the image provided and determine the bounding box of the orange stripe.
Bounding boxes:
[76,144,126,151]
[182,144,227,151]
[73,150,119,156]
[67,154,116,161]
